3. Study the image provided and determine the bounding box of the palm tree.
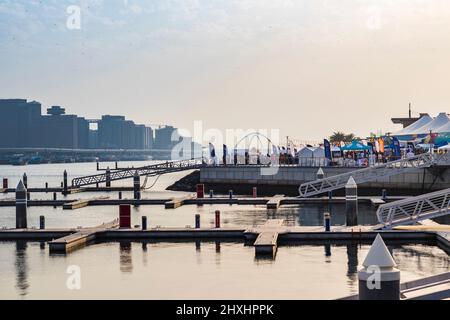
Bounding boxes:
[330,132,357,144]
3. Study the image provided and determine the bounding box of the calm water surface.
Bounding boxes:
[0,162,449,299]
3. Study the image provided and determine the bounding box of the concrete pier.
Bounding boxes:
[15,180,27,229]
[345,176,358,226]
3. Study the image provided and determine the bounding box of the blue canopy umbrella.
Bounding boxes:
[341,141,371,151]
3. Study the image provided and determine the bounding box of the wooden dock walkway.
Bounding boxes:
[252,219,285,257]
[165,194,196,209]
[63,196,110,210]
[266,195,285,209]
[48,219,119,254]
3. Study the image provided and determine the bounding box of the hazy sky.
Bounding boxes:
[1,0,450,141]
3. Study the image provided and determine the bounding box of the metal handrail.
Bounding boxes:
[72,158,204,187]
[298,153,434,197]
[376,187,450,228]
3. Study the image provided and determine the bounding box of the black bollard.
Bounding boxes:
[118,191,122,200]
[382,189,387,200]
[324,212,331,232]
[45,182,48,191]
[209,190,214,198]
[27,192,30,201]
[63,170,68,195]
[53,192,57,201]
[195,214,201,229]
[142,216,147,230]
[15,180,27,229]
[229,190,233,199]
[39,216,45,230]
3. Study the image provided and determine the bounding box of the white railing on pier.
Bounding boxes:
[298,153,435,197]
[377,187,450,228]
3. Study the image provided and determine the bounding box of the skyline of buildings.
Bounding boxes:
[0,99,179,151]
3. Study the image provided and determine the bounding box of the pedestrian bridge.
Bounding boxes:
[71,158,204,187]
[377,187,450,229]
[298,153,435,197]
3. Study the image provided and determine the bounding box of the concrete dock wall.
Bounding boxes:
[200,166,450,191]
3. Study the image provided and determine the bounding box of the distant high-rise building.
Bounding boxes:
[0,99,41,148]
[154,126,178,150]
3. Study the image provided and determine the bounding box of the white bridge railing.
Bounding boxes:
[298,153,435,197]
[377,188,450,228]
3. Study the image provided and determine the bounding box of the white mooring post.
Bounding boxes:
[358,234,400,300]
[345,176,358,226]
[316,167,324,180]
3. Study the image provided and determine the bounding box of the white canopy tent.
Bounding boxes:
[312,147,325,158]
[435,119,450,134]
[296,147,315,158]
[410,112,450,135]
[393,114,433,136]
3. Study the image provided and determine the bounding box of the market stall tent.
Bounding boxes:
[410,112,450,135]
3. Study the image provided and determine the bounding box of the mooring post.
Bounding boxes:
[195,214,201,229]
[229,190,233,199]
[115,161,118,170]
[345,176,358,226]
[133,171,140,200]
[63,170,68,195]
[252,187,257,198]
[96,162,99,170]
[382,189,387,201]
[358,234,400,300]
[45,182,48,191]
[324,212,331,232]
[3,178,8,189]
[53,192,57,201]
[316,167,324,180]
[22,173,28,189]
[142,216,147,230]
[196,184,205,198]
[119,204,131,228]
[209,189,214,198]
[106,167,111,188]
[15,180,27,229]
[26,192,30,201]
[215,210,221,228]
[39,215,45,230]
[328,191,333,200]
[118,191,122,200]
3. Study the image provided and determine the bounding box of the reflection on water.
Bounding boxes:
[2,240,449,299]
[15,241,29,297]
[119,241,133,274]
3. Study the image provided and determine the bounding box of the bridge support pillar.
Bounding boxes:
[15,180,27,229]
[105,167,111,188]
[345,176,358,226]
[133,171,140,200]
[358,234,400,300]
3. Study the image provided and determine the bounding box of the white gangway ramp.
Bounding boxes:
[298,153,434,198]
[376,187,450,229]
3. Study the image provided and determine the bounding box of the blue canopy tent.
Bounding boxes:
[341,141,371,151]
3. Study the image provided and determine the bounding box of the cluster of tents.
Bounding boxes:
[392,112,450,148]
